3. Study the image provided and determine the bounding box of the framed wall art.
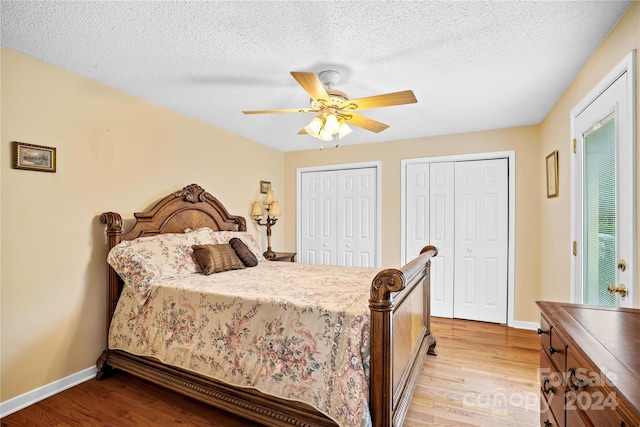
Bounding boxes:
[12,141,56,173]
[260,180,271,194]
[546,150,558,198]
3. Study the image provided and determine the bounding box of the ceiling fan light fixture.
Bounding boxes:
[243,70,417,147]
[338,122,353,139]
[304,116,323,137]
[324,113,340,134]
[318,128,334,142]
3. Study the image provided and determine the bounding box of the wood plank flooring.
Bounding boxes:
[404,318,540,426]
[1,318,540,426]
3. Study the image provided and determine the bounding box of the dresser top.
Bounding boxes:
[537,301,640,418]
[564,305,640,374]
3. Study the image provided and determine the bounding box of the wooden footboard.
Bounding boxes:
[370,245,438,426]
[96,184,437,427]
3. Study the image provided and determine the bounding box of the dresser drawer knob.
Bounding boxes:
[542,377,555,395]
[537,328,548,335]
[549,346,560,355]
[544,420,552,427]
[568,366,588,390]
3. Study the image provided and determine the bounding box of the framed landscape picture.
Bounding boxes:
[13,141,56,173]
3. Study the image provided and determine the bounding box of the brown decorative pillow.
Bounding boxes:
[229,237,258,267]
[192,244,245,275]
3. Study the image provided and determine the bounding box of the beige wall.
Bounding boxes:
[284,126,542,324]
[538,2,640,305]
[0,47,285,401]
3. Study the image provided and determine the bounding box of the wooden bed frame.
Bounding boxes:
[96,183,437,427]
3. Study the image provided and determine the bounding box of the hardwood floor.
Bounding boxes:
[404,318,540,426]
[1,318,540,426]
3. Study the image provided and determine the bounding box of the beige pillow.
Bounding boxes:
[192,244,246,275]
[209,231,267,262]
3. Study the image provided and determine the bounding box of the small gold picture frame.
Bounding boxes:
[546,150,558,198]
[12,141,56,173]
[260,180,271,194]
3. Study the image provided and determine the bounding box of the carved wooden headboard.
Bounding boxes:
[100,183,247,337]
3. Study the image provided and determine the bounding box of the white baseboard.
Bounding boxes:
[513,320,540,331]
[0,366,97,418]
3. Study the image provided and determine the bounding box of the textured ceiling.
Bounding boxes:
[1,1,632,152]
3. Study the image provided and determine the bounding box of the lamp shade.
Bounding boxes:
[318,128,333,141]
[250,201,264,217]
[338,122,353,139]
[324,113,340,134]
[305,117,323,137]
[269,201,281,217]
[263,190,274,205]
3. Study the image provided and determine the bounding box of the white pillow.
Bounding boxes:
[107,227,217,303]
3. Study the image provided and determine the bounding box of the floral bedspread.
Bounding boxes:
[109,261,378,426]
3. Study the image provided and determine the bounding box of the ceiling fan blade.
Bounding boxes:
[291,72,330,101]
[243,108,316,114]
[347,112,389,133]
[347,90,417,111]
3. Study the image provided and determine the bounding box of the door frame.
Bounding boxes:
[401,151,516,327]
[296,161,382,268]
[570,51,637,307]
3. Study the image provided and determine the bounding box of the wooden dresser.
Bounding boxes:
[537,301,640,427]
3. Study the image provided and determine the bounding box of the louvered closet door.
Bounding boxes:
[453,159,508,323]
[337,168,376,267]
[300,171,337,265]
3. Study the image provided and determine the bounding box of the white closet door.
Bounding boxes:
[429,162,455,318]
[300,167,377,267]
[405,162,455,317]
[405,163,430,262]
[338,168,376,267]
[453,159,508,323]
[300,171,337,265]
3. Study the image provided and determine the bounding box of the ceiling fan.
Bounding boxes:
[242,70,417,144]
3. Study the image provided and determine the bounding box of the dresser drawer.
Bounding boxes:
[566,407,592,427]
[539,315,567,373]
[540,350,565,427]
[539,315,552,352]
[541,394,562,427]
[566,349,628,427]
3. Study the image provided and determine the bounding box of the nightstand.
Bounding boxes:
[267,252,296,262]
